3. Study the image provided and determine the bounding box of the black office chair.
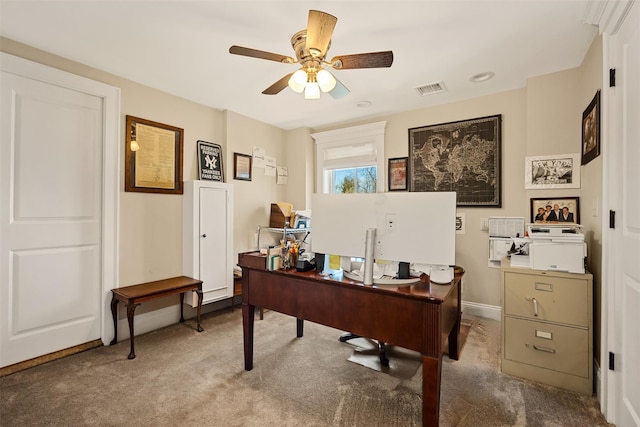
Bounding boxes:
[339,333,389,366]
[338,262,412,366]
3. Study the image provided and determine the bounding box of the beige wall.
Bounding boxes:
[0,38,287,314]
[1,34,603,325]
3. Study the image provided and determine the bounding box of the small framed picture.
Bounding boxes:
[234,152,252,181]
[388,157,408,191]
[524,153,580,189]
[197,140,223,182]
[581,90,600,165]
[530,197,580,224]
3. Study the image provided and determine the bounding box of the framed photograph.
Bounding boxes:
[233,152,252,181]
[581,90,600,165]
[524,153,580,189]
[197,140,224,182]
[409,114,501,207]
[125,115,184,194]
[388,157,408,191]
[530,197,580,224]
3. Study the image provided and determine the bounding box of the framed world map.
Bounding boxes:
[408,114,502,207]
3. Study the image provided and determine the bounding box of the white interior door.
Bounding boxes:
[609,2,640,425]
[0,54,118,367]
[199,187,229,302]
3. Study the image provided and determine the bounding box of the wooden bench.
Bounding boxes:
[110,276,204,359]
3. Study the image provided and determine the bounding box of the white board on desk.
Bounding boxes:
[311,192,456,266]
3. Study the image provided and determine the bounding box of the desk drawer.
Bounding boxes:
[504,317,589,378]
[504,271,589,326]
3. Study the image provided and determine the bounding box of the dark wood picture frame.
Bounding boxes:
[408,114,501,207]
[197,140,224,182]
[125,115,184,194]
[581,90,600,165]
[234,152,252,181]
[530,197,580,224]
[388,157,408,191]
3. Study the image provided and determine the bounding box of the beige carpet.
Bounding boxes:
[0,309,611,426]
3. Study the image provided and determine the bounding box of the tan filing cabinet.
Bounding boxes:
[501,258,593,394]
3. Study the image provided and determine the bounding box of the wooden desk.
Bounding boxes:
[238,252,462,427]
[110,276,204,359]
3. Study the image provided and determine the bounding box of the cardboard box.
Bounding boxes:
[269,202,293,228]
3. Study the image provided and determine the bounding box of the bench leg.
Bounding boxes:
[109,295,118,345]
[126,303,140,360]
[195,289,204,332]
[179,293,185,322]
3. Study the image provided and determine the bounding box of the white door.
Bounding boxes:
[199,187,231,303]
[0,54,119,367]
[608,2,640,425]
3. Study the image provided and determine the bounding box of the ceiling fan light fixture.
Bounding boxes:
[288,69,307,93]
[305,81,320,99]
[317,69,337,92]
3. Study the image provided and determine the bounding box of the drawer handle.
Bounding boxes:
[533,344,556,354]
[532,297,539,316]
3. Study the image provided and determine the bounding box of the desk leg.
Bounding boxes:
[422,355,442,427]
[126,303,140,360]
[109,295,118,345]
[296,318,304,337]
[448,314,461,361]
[242,303,255,371]
[195,289,204,332]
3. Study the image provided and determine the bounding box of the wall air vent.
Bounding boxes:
[414,81,447,96]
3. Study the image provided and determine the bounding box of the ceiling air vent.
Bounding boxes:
[414,81,447,96]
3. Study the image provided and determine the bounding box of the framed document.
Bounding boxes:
[197,140,224,182]
[234,152,252,181]
[125,115,184,194]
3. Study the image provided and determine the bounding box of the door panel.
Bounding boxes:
[199,187,229,302]
[612,2,640,425]
[1,69,103,367]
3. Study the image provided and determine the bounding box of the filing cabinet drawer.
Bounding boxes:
[504,316,589,378]
[504,271,589,327]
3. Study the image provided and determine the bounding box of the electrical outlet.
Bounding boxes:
[480,218,489,231]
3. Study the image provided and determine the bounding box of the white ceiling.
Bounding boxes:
[0,1,598,130]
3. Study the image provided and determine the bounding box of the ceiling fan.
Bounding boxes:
[229,10,393,99]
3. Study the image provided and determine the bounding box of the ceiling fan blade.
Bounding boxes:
[229,45,295,64]
[262,73,293,95]
[329,77,350,99]
[306,10,337,57]
[329,51,394,69]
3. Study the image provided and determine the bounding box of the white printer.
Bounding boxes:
[527,224,586,274]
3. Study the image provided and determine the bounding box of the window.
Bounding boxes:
[312,121,386,194]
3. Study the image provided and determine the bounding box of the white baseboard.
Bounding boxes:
[462,301,502,321]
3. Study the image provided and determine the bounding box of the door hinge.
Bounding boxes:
[609,210,616,229]
[609,352,615,370]
[610,69,616,87]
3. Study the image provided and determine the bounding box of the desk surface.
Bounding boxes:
[238,252,463,426]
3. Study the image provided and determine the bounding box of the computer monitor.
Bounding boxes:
[311,192,456,267]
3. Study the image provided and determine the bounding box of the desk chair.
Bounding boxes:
[339,332,389,366]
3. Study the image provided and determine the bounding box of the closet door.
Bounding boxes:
[183,181,233,306]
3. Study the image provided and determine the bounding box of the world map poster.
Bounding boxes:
[409,115,501,207]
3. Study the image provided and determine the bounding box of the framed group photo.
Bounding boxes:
[530,197,580,224]
[524,153,580,189]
